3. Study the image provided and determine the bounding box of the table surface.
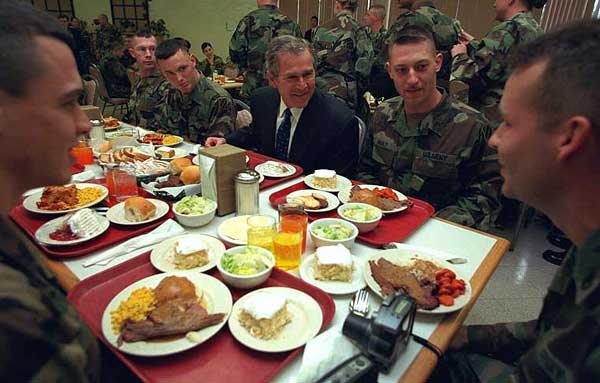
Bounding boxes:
[19,136,509,383]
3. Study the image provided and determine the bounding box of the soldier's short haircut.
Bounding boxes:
[0,0,73,97]
[369,4,386,21]
[510,20,600,134]
[135,29,155,39]
[337,0,358,12]
[522,0,548,10]
[311,16,318,22]
[389,25,435,55]
[156,38,189,60]
[201,42,213,51]
[265,35,314,77]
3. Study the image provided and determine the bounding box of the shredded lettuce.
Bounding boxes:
[175,196,215,215]
[221,247,270,275]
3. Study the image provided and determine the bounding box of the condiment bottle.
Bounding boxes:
[234,170,260,216]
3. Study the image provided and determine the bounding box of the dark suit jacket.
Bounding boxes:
[226,87,359,177]
[304,28,313,42]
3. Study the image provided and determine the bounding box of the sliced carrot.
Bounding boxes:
[438,287,452,296]
[451,280,464,290]
[438,295,454,306]
[451,290,461,298]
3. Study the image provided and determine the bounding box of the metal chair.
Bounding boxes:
[356,116,367,155]
[88,64,129,116]
[81,75,99,106]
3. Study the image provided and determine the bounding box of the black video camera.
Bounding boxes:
[342,292,416,373]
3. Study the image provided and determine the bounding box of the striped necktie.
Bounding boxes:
[275,108,292,160]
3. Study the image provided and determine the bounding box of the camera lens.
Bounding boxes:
[342,313,371,349]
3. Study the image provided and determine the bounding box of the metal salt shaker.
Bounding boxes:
[234,170,260,216]
[89,119,105,148]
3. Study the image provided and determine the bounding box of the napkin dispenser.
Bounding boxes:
[199,144,246,216]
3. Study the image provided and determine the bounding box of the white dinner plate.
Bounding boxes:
[102,271,232,356]
[228,287,322,352]
[363,244,472,314]
[22,183,108,215]
[155,147,188,160]
[34,211,110,246]
[286,190,340,213]
[299,254,366,295]
[106,198,169,225]
[150,234,225,273]
[255,161,296,178]
[338,184,409,214]
[141,134,183,147]
[216,215,251,245]
[303,174,352,193]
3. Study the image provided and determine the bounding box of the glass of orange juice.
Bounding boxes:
[278,203,308,253]
[247,215,276,253]
[273,230,302,270]
[70,141,94,166]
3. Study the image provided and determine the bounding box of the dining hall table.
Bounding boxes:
[12,127,510,383]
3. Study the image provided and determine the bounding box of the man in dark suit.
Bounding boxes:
[206,35,358,177]
[304,16,318,42]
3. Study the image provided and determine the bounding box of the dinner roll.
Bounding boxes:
[169,157,192,175]
[180,165,200,185]
[124,197,156,222]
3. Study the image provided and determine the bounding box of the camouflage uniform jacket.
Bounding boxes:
[451,12,542,111]
[367,26,388,77]
[157,74,235,143]
[361,92,501,230]
[229,5,302,99]
[94,24,121,58]
[100,54,131,98]
[378,6,460,89]
[123,69,170,129]
[196,55,226,78]
[312,11,374,109]
[462,228,600,381]
[0,217,100,382]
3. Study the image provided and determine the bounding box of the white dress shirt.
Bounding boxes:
[275,98,304,156]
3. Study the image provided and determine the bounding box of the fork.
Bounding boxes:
[349,288,370,317]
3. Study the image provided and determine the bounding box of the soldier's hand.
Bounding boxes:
[205,137,226,147]
[451,43,468,58]
[459,30,474,43]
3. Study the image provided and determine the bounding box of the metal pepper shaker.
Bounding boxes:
[234,170,260,216]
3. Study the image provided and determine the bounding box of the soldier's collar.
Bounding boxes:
[392,89,450,136]
[186,75,209,104]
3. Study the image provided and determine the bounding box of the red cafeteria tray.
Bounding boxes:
[269,181,435,247]
[9,186,174,259]
[246,151,304,190]
[68,252,335,383]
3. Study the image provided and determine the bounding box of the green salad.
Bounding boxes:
[175,196,215,215]
[312,223,354,240]
[221,247,271,275]
[341,205,380,222]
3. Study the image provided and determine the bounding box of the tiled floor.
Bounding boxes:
[464,214,561,325]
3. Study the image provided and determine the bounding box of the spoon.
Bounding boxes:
[381,242,468,264]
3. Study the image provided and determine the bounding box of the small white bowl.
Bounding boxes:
[172,197,217,227]
[217,245,275,289]
[308,218,359,249]
[337,202,382,233]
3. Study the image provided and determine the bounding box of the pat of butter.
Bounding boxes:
[316,244,352,266]
[241,292,286,319]
[176,237,207,256]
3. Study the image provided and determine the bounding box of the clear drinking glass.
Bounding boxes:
[278,203,308,253]
[273,230,302,271]
[106,167,138,202]
[247,215,276,253]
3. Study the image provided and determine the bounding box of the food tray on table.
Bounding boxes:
[68,252,335,383]
[269,181,435,247]
[246,151,304,190]
[9,184,174,258]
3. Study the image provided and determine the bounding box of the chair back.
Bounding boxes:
[127,68,139,90]
[82,75,99,106]
[89,64,110,100]
[356,116,367,155]
[233,98,250,112]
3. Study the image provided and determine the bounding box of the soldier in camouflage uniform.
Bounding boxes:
[431,20,600,382]
[312,0,374,110]
[197,42,226,78]
[451,0,544,127]
[0,2,101,380]
[123,31,170,129]
[99,41,131,98]
[229,0,302,100]
[94,13,121,59]
[156,39,235,143]
[360,26,500,230]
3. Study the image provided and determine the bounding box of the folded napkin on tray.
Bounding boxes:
[295,327,361,383]
[82,218,185,267]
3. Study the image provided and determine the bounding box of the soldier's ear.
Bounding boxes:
[434,53,443,73]
[385,62,392,76]
[128,47,135,58]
